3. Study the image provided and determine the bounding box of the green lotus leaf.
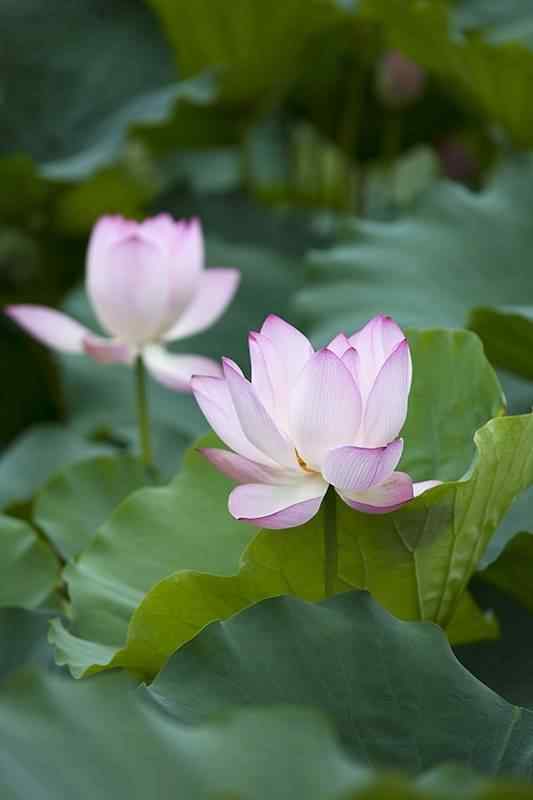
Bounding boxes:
[0,424,112,511]
[148,591,533,778]
[34,454,148,561]
[0,515,59,610]
[6,593,533,797]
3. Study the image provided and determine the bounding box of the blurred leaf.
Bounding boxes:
[147,0,342,105]
[149,591,533,777]
[480,532,533,615]
[296,157,533,344]
[0,317,62,448]
[0,516,59,609]
[53,165,154,236]
[365,146,439,218]
[0,608,52,682]
[0,0,185,179]
[34,454,148,561]
[454,0,533,48]
[469,306,533,383]
[360,0,533,147]
[0,156,51,223]
[457,580,533,710]
[0,424,112,510]
[137,101,244,155]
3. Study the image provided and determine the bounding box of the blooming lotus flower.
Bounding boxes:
[5,215,240,392]
[192,315,439,529]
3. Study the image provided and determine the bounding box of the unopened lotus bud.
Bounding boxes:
[376,50,426,109]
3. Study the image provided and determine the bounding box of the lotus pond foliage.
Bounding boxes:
[3,1,533,798]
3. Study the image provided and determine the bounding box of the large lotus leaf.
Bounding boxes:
[148,591,533,778]
[0,516,59,610]
[3,664,533,800]
[0,424,113,511]
[52,330,530,678]
[0,0,189,178]
[359,0,533,147]
[147,0,341,106]
[34,454,148,561]
[296,157,533,345]
[2,595,533,798]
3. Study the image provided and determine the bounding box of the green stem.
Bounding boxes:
[323,486,338,598]
[134,354,154,472]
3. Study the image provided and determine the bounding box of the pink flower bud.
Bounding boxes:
[376,50,426,109]
[438,137,480,183]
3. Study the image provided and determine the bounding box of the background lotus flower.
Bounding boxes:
[192,314,439,529]
[376,50,426,109]
[5,214,240,392]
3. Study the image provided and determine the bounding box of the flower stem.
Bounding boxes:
[323,486,338,598]
[134,354,154,473]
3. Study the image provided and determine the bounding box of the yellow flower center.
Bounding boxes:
[295,449,318,475]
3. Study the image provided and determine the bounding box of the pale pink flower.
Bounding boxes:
[192,315,439,529]
[5,215,240,392]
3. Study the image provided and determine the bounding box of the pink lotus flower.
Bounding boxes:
[5,215,240,392]
[192,315,439,529]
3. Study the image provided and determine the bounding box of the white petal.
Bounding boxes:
[361,339,412,447]
[144,346,221,393]
[323,439,403,492]
[191,375,277,466]
[5,305,90,353]
[164,268,240,342]
[83,336,133,364]
[260,315,314,380]
[229,478,327,529]
[341,347,360,382]
[339,471,414,514]
[199,448,290,484]
[223,359,296,468]
[327,332,351,357]
[349,314,406,401]
[289,349,362,469]
[248,331,290,429]
[249,332,275,417]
